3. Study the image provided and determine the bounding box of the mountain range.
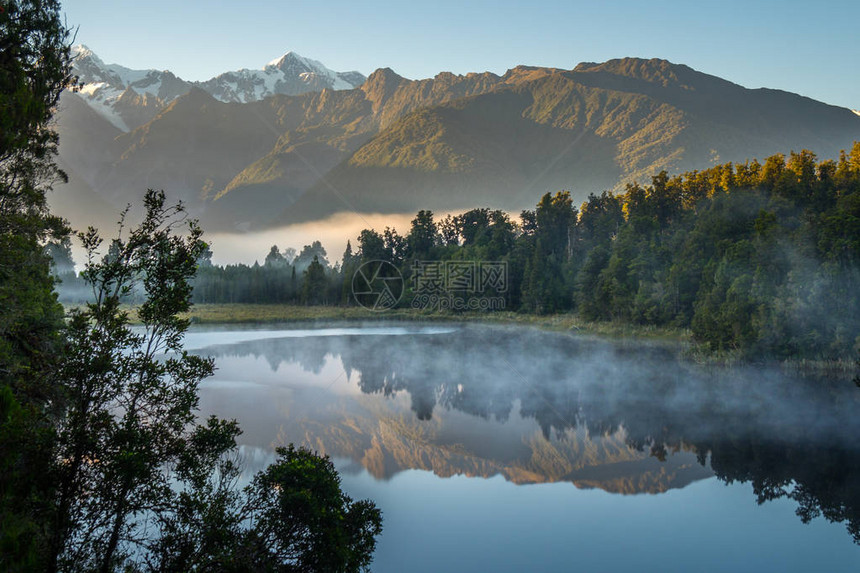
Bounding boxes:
[69,45,366,131]
[54,48,860,232]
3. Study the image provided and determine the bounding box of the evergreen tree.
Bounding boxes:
[302,255,328,305]
[357,229,388,262]
[406,210,437,259]
[290,265,298,301]
[341,240,358,304]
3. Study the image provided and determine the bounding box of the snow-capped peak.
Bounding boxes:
[264,51,328,75]
[852,109,860,117]
[71,43,97,61]
[197,50,365,104]
[67,46,366,130]
[69,46,193,131]
[266,51,302,69]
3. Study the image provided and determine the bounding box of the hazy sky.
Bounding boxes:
[61,0,859,110]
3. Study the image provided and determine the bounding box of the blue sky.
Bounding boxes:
[62,0,859,109]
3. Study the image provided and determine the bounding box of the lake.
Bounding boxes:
[185,323,860,572]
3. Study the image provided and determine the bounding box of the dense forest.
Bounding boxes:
[62,145,858,360]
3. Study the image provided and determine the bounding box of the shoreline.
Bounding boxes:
[183,303,691,341]
[182,304,857,377]
[65,303,856,377]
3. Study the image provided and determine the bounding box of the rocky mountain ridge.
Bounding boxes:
[54,54,860,231]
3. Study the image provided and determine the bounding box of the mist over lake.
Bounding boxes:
[187,323,860,572]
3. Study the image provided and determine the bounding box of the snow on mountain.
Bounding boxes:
[196,51,365,103]
[69,45,366,131]
[266,52,354,89]
[853,109,860,117]
[71,44,192,131]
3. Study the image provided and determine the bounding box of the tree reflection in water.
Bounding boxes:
[198,324,860,543]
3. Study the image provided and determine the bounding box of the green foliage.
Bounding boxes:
[144,416,245,571]
[575,245,611,320]
[243,445,383,573]
[341,240,359,305]
[50,191,217,571]
[0,0,73,392]
[47,192,383,571]
[301,256,328,305]
[356,229,388,262]
[0,0,74,208]
[0,3,74,568]
[406,209,438,259]
[0,383,50,571]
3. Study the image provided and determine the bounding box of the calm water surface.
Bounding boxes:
[186,323,860,572]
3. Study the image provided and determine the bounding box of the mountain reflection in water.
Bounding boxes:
[190,324,860,543]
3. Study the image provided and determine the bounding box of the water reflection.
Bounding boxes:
[193,324,860,543]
